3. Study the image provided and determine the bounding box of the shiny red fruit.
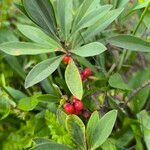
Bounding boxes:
[74,100,84,111]
[80,73,86,81]
[63,56,71,64]
[82,111,91,119]
[72,96,80,103]
[64,103,75,114]
[82,68,92,78]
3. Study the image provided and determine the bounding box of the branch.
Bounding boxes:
[127,80,150,103]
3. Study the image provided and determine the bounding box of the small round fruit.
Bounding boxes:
[82,111,91,119]
[64,103,75,114]
[74,100,84,111]
[80,73,86,81]
[72,96,80,103]
[74,110,81,115]
[83,68,92,78]
[63,56,71,64]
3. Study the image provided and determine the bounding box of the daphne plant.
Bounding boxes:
[0,0,123,100]
[31,110,117,150]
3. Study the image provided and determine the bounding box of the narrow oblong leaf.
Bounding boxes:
[57,0,73,40]
[73,5,112,33]
[23,0,57,37]
[65,60,83,99]
[82,8,123,41]
[72,42,106,57]
[18,24,61,48]
[66,115,86,150]
[30,142,73,150]
[25,56,63,88]
[89,110,117,150]
[108,35,150,53]
[86,111,100,147]
[0,96,10,120]
[73,0,100,29]
[0,42,59,56]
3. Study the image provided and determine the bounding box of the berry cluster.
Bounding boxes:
[63,96,91,119]
[80,68,92,81]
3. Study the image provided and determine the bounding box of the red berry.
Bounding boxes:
[74,110,81,115]
[72,96,80,103]
[82,111,91,119]
[63,56,71,64]
[80,73,86,81]
[82,68,92,78]
[74,100,84,111]
[64,103,75,114]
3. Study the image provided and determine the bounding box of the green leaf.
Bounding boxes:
[33,138,52,145]
[18,97,39,111]
[37,94,60,103]
[72,42,106,57]
[73,0,100,29]
[25,56,63,88]
[115,130,134,148]
[30,142,73,150]
[128,69,150,113]
[133,1,149,11]
[57,0,73,40]
[138,110,150,150]
[0,29,18,43]
[0,29,26,79]
[144,11,150,29]
[5,55,26,79]
[108,35,150,53]
[101,138,117,150]
[82,8,123,42]
[66,115,86,150]
[89,110,117,150]
[45,111,74,146]
[4,86,27,102]
[57,109,67,127]
[109,73,131,90]
[23,0,57,37]
[65,60,83,99]
[73,5,112,33]
[87,111,100,147]
[117,0,129,8]
[0,96,10,120]
[0,42,59,56]
[18,25,61,48]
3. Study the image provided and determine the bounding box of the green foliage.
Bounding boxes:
[31,142,73,150]
[45,111,75,148]
[0,42,57,56]
[128,69,150,113]
[0,0,150,149]
[72,42,106,57]
[108,35,150,52]
[66,115,86,150]
[109,73,131,90]
[18,97,39,111]
[0,94,11,120]
[88,110,117,150]
[17,24,61,47]
[138,110,150,150]
[25,56,63,88]
[65,60,83,99]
